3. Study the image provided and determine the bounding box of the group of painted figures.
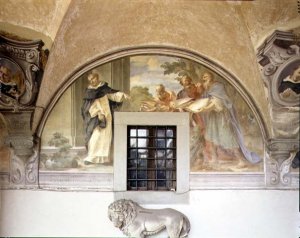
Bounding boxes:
[81,70,263,169]
[143,72,261,169]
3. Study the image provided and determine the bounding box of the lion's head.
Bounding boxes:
[108,199,137,231]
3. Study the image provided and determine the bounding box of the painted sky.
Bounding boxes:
[130,55,182,96]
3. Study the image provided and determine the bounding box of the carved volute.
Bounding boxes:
[0,34,47,188]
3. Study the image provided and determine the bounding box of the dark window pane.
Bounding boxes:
[156,159,165,168]
[138,159,147,168]
[166,149,174,158]
[166,138,174,148]
[128,181,137,189]
[166,159,175,169]
[157,129,165,137]
[128,170,137,179]
[166,129,174,137]
[138,170,147,179]
[128,159,137,168]
[155,139,166,148]
[137,180,147,189]
[156,150,165,158]
[129,149,138,158]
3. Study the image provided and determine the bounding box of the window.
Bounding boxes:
[113,112,189,203]
[127,126,176,191]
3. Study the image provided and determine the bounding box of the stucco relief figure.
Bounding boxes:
[0,64,25,99]
[278,64,300,100]
[81,71,130,165]
[191,72,262,167]
[108,199,190,238]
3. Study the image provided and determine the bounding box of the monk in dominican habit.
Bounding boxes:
[81,71,130,165]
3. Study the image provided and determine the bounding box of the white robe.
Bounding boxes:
[84,92,126,164]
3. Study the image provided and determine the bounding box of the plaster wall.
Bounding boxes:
[240,0,300,48]
[0,190,299,238]
[33,0,282,135]
[0,0,71,46]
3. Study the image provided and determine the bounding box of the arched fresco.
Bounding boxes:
[40,54,264,173]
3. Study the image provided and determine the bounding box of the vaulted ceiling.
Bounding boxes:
[0,0,298,50]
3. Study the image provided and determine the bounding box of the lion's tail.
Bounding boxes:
[179,214,191,238]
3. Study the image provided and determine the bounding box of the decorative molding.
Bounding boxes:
[39,171,113,190]
[0,34,45,110]
[267,138,299,152]
[190,173,265,189]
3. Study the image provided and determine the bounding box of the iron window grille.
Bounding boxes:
[127,125,177,191]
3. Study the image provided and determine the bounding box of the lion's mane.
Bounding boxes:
[108,199,137,234]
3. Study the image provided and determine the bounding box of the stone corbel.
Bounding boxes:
[2,110,40,188]
[9,148,25,185]
[279,151,296,186]
[25,141,39,186]
[266,139,299,187]
[7,135,39,188]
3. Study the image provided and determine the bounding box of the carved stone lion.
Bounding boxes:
[108,199,190,238]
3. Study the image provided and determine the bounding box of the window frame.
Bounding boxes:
[113,112,190,203]
[127,125,177,191]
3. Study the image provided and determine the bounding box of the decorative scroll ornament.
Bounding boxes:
[9,148,25,185]
[266,155,280,185]
[280,151,296,185]
[265,45,297,67]
[25,143,39,185]
[108,199,190,238]
[0,34,46,111]
[263,64,277,76]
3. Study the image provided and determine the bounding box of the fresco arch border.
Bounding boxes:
[36,46,269,142]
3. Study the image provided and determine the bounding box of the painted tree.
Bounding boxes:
[161,58,203,82]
